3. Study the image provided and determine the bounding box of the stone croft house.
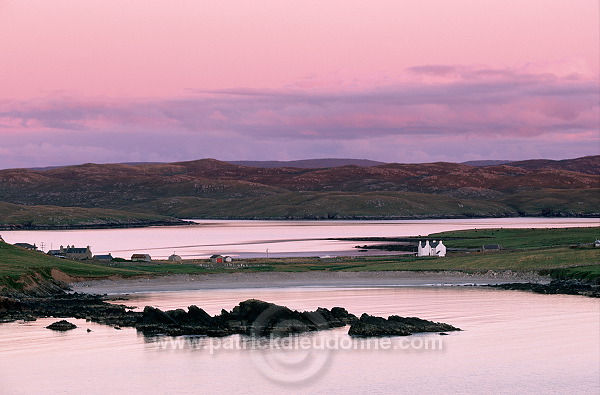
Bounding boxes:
[168,253,182,262]
[64,246,93,260]
[417,240,446,257]
[131,254,152,262]
[46,245,92,260]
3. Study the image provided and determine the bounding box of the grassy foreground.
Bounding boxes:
[1,226,599,290]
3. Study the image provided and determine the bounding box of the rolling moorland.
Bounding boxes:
[0,155,598,228]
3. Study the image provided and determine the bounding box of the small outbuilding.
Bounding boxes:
[131,254,152,262]
[94,254,113,262]
[14,243,38,251]
[210,254,224,264]
[47,250,65,258]
[168,253,182,262]
[482,244,502,252]
[210,255,233,264]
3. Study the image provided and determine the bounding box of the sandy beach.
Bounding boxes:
[70,270,548,294]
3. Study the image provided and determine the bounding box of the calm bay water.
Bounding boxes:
[1,219,599,394]
[1,218,598,259]
[0,287,598,394]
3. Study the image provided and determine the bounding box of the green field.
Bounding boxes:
[1,226,599,291]
[428,226,600,249]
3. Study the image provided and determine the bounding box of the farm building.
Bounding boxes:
[94,254,113,262]
[210,255,233,264]
[131,254,152,262]
[63,246,93,260]
[417,240,446,257]
[14,243,38,251]
[482,244,502,252]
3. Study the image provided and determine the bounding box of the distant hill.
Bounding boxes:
[0,155,598,223]
[508,156,600,175]
[0,201,186,229]
[227,159,384,168]
[462,160,512,167]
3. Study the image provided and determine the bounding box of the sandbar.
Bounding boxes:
[70,270,548,294]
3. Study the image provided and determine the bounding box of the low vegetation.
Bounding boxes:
[0,241,141,290]
[0,201,186,229]
[0,157,598,224]
[427,226,600,249]
[1,227,598,291]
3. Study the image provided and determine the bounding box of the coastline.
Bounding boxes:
[0,219,193,231]
[70,270,549,294]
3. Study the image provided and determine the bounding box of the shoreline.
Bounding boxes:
[70,270,549,294]
[3,216,599,231]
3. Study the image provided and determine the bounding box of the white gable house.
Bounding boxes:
[417,240,446,257]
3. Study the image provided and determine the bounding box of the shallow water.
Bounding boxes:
[1,286,598,394]
[1,218,598,259]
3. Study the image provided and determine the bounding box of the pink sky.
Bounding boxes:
[0,0,598,168]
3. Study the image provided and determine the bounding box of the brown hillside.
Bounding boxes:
[0,156,597,220]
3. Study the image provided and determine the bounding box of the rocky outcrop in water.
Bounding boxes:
[489,280,600,298]
[0,292,141,326]
[136,299,358,337]
[46,320,77,331]
[348,313,461,337]
[1,293,461,338]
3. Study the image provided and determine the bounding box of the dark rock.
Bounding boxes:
[0,292,142,327]
[349,313,460,337]
[134,299,359,337]
[46,320,77,331]
[489,280,600,298]
[1,292,461,340]
[139,306,178,326]
[0,296,23,312]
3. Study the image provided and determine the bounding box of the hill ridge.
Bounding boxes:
[0,156,598,223]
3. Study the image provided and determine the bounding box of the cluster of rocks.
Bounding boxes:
[488,280,600,298]
[349,314,460,337]
[0,292,139,327]
[137,299,358,337]
[1,293,460,338]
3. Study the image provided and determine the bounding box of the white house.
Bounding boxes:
[417,240,446,257]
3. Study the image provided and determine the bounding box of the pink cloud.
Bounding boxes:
[0,64,597,168]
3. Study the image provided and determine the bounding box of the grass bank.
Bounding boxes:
[1,226,599,291]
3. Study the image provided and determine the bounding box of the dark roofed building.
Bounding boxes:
[94,254,113,262]
[63,246,92,260]
[47,250,65,258]
[131,254,152,262]
[210,254,224,263]
[14,243,38,251]
[482,244,502,252]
